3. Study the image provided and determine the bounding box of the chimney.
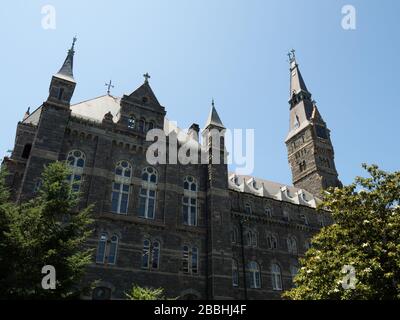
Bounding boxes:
[188,123,200,141]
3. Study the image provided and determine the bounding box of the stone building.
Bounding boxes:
[3,40,340,300]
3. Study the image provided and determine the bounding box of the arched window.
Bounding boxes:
[128,116,136,129]
[283,210,290,222]
[290,265,299,285]
[21,144,32,159]
[264,207,273,218]
[96,233,108,264]
[271,263,282,290]
[183,176,197,226]
[92,287,112,300]
[232,259,239,287]
[152,241,160,269]
[266,234,278,250]
[142,239,151,269]
[67,150,86,192]
[182,245,199,275]
[300,213,308,225]
[245,229,257,247]
[244,203,252,215]
[247,261,261,289]
[111,160,132,214]
[139,167,157,219]
[138,119,145,133]
[108,235,119,265]
[146,121,155,132]
[287,236,298,254]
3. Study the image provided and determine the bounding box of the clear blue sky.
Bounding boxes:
[0,0,399,186]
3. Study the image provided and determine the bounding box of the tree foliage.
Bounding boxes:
[0,162,94,299]
[125,285,167,300]
[284,164,400,300]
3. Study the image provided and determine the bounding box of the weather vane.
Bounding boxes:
[105,80,114,95]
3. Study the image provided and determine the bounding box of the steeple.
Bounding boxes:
[47,37,77,106]
[54,37,77,82]
[288,49,310,100]
[205,99,225,129]
[285,52,341,197]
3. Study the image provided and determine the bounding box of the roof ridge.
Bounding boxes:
[71,94,121,106]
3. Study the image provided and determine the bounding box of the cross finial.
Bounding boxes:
[70,36,77,53]
[287,48,296,62]
[105,80,114,95]
[143,72,151,83]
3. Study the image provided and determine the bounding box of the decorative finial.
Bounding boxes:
[143,72,151,83]
[212,98,215,107]
[26,107,30,115]
[105,80,114,95]
[287,48,296,62]
[69,36,77,54]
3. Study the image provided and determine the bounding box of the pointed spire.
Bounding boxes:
[23,107,30,121]
[55,37,77,82]
[205,99,225,129]
[288,49,310,104]
[311,101,326,125]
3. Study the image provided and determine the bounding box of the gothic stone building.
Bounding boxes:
[3,41,341,300]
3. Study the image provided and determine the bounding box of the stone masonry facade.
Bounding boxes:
[2,41,340,300]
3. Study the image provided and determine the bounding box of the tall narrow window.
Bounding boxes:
[266,234,278,250]
[152,241,160,269]
[138,119,145,133]
[244,203,252,215]
[271,263,283,290]
[192,247,198,274]
[287,236,298,254]
[318,215,325,227]
[139,167,157,219]
[96,233,107,264]
[111,161,132,214]
[182,246,199,275]
[128,116,136,129]
[142,239,151,269]
[66,150,86,192]
[245,229,257,247]
[108,235,119,265]
[57,87,64,100]
[247,261,261,289]
[183,176,197,226]
[231,227,238,244]
[182,245,190,273]
[300,214,308,225]
[21,144,32,159]
[232,259,239,287]
[290,265,299,285]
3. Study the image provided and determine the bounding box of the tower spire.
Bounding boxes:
[285,53,341,197]
[205,99,224,129]
[55,37,77,82]
[288,49,310,103]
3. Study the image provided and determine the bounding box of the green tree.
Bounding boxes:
[0,162,94,299]
[284,164,400,300]
[125,285,167,300]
